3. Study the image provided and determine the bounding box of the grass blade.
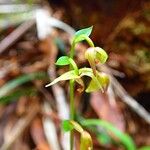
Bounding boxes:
[0,88,37,104]
[81,119,136,150]
[0,72,47,99]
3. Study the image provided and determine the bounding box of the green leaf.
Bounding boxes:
[76,115,112,146]
[95,47,108,64]
[55,56,70,66]
[0,72,47,99]
[81,119,136,150]
[80,131,93,150]
[62,120,74,132]
[79,68,93,78]
[73,27,94,45]
[86,76,102,93]
[45,70,79,87]
[96,131,111,145]
[62,120,83,133]
[0,88,37,104]
[75,26,93,38]
[138,146,150,150]
[56,56,79,74]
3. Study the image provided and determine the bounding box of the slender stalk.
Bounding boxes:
[70,41,75,59]
[81,35,95,47]
[69,38,94,150]
[69,41,75,150]
[70,79,75,150]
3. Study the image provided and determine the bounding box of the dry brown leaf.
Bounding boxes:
[90,91,125,131]
[30,117,51,150]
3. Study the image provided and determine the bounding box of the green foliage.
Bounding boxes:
[72,26,94,47]
[138,146,150,150]
[45,70,79,87]
[62,120,74,132]
[0,88,37,104]
[62,120,93,150]
[56,56,79,74]
[62,120,83,133]
[0,72,47,99]
[56,56,70,66]
[81,119,136,150]
[76,114,112,146]
[75,26,93,39]
[46,26,109,150]
[96,130,112,145]
[46,66,109,93]
[79,68,94,77]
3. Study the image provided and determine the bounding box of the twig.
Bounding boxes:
[0,63,18,78]
[0,19,35,54]
[111,76,150,124]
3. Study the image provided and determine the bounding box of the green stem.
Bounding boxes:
[70,41,75,59]
[70,41,76,120]
[70,80,75,119]
[70,79,75,150]
[69,37,94,150]
[70,41,75,150]
[69,58,79,75]
[81,35,94,47]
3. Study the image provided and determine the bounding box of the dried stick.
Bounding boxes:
[111,76,150,124]
[0,19,35,54]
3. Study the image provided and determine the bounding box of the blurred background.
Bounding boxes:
[0,0,150,150]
